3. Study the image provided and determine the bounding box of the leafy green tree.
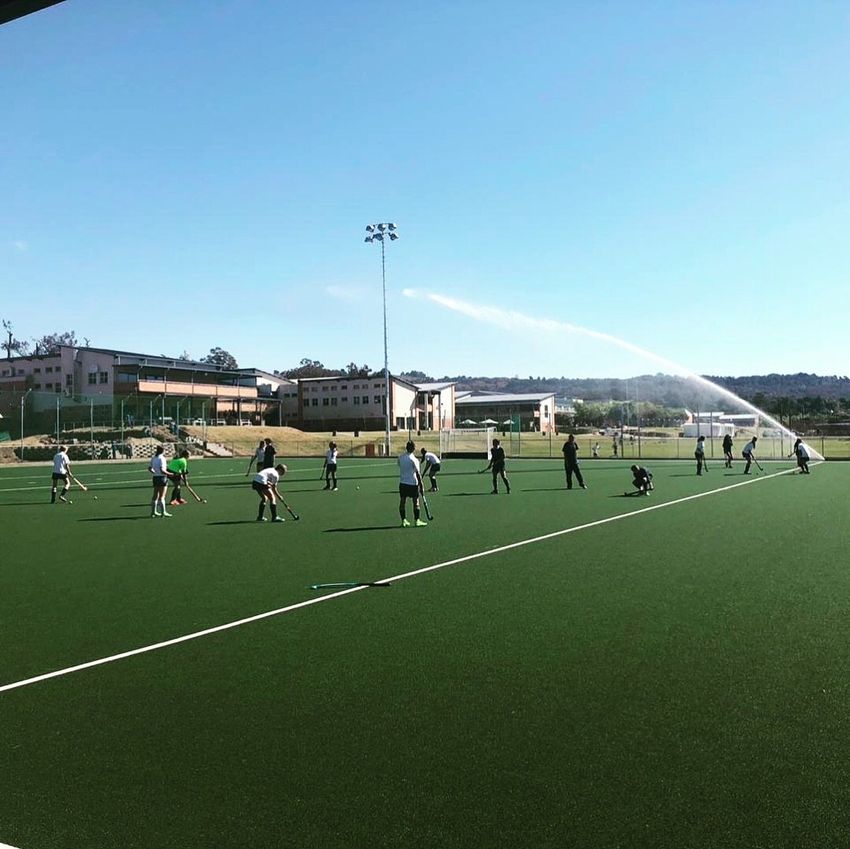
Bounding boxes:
[200,347,239,369]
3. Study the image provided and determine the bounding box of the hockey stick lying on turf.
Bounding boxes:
[309,581,391,589]
[69,473,89,492]
[278,494,300,520]
[420,491,433,521]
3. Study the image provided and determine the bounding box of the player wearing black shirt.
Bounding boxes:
[483,438,511,495]
[561,434,587,490]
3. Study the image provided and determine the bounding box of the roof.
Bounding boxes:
[1,0,64,26]
[238,368,297,385]
[414,381,456,392]
[456,392,556,405]
[297,374,420,390]
[66,346,246,377]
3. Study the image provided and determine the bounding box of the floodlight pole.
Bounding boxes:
[20,388,32,460]
[365,223,398,457]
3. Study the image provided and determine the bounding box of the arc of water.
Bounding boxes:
[402,288,824,461]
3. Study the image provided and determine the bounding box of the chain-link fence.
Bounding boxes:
[1,389,848,462]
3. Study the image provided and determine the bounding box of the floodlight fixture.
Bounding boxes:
[365,222,400,456]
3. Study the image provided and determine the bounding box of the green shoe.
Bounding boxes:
[401,519,411,527]
[415,519,428,527]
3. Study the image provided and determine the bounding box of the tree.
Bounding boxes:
[31,331,80,356]
[343,362,371,378]
[2,319,30,358]
[401,369,433,382]
[281,358,340,379]
[200,347,238,369]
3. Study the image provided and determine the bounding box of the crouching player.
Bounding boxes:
[419,447,441,491]
[252,463,288,522]
[627,465,653,496]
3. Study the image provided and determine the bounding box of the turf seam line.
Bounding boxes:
[0,464,806,695]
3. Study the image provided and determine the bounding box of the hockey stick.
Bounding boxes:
[420,491,433,521]
[185,482,207,503]
[69,473,88,492]
[309,581,390,589]
[278,494,300,520]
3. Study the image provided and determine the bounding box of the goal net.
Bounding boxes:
[439,427,495,457]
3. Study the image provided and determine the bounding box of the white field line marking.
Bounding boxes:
[0,462,402,494]
[0,842,23,848]
[0,465,806,695]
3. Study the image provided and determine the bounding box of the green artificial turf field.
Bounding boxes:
[2,456,849,848]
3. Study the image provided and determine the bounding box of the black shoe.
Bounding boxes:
[491,490,498,495]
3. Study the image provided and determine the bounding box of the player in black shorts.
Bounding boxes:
[483,438,510,495]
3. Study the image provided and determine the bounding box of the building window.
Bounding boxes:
[45,366,53,373]
[34,367,41,374]
[55,367,61,373]
[362,396,369,404]
[322,386,329,392]
[99,372,109,384]
[373,396,381,405]
[331,397,337,406]
[373,383,381,388]
[341,397,347,403]
[311,398,318,407]
[353,397,360,405]
[88,373,97,385]
[322,398,329,406]
[54,384,61,393]
[34,383,41,390]
[65,374,72,387]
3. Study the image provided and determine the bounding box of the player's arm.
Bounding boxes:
[415,468,424,494]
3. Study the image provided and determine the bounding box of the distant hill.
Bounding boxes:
[430,373,850,406]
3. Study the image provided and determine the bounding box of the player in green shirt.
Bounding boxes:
[167,450,191,505]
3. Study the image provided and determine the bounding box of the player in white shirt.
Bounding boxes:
[398,441,426,527]
[252,464,288,522]
[322,441,339,491]
[742,436,758,474]
[51,446,72,504]
[419,448,441,491]
[148,445,172,517]
[245,440,266,477]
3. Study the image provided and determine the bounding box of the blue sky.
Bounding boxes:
[2,1,849,379]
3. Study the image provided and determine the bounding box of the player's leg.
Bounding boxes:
[501,468,511,494]
[399,486,410,526]
[575,464,586,489]
[491,468,498,494]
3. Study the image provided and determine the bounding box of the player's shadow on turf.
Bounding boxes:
[207,520,269,526]
[78,516,150,521]
[325,525,400,533]
[520,487,577,492]
[445,492,497,497]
